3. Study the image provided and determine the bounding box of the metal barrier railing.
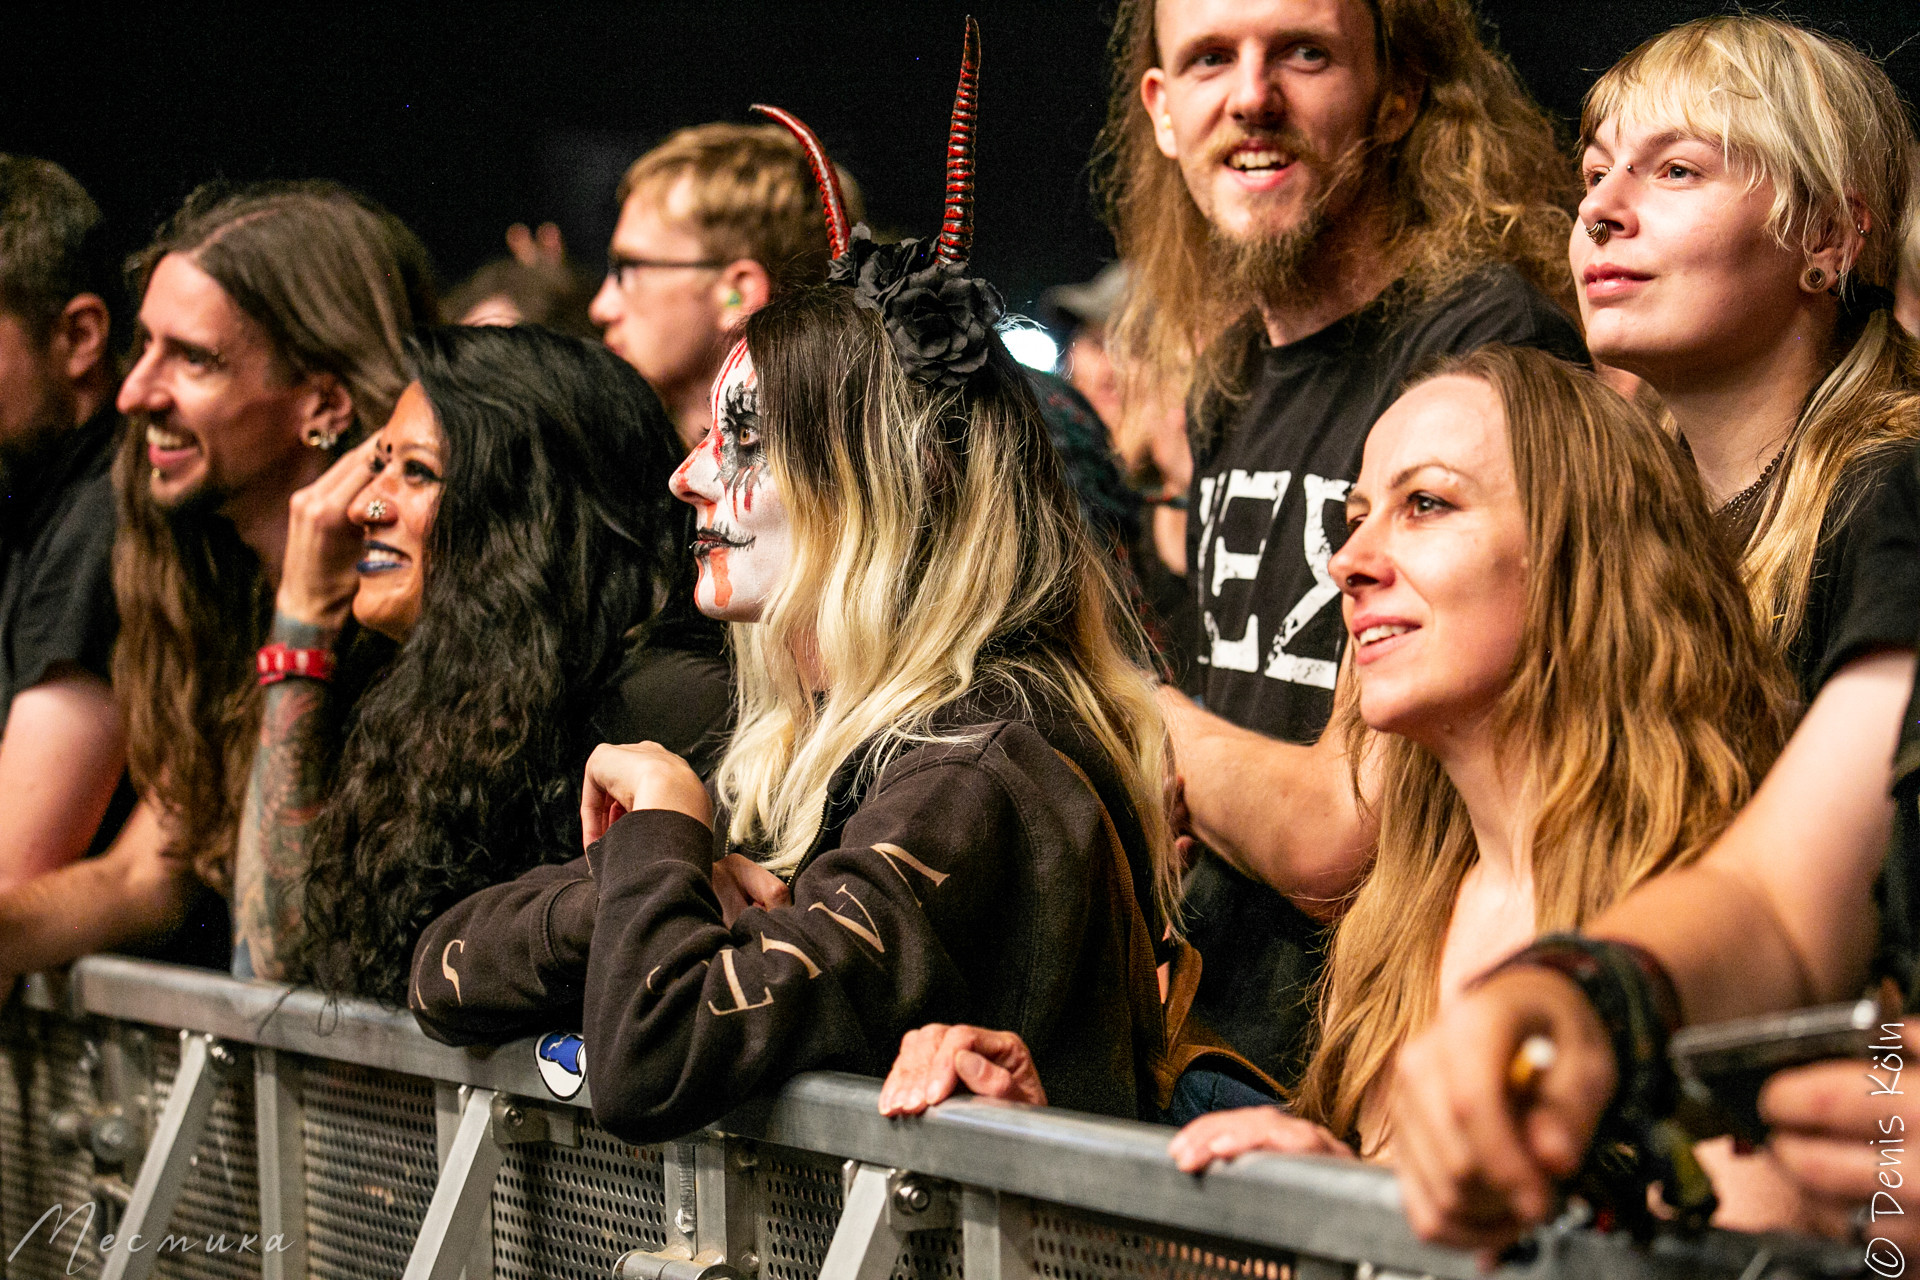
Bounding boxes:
[0,956,1863,1280]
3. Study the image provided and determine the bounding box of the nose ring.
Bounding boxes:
[1585,222,1611,246]
[366,498,390,521]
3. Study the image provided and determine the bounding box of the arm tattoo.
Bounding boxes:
[233,614,340,981]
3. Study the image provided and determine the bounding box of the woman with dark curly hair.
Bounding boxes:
[231,324,731,1003]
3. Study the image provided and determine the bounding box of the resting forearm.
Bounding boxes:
[0,801,190,980]
[1161,689,1374,910]
[1591,651,1910,1023]
[232,615,339,981]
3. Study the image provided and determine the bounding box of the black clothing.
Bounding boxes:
[1813,443,1920,996]
[1779,451,1917,700]
[0,409,134,857]
[1809,447,1920,695]
[1027,369,1141,551]
[411,687,1163,1139]
[1179,268,1587,1088]
[592,642,735,781]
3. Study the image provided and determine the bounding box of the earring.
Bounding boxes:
[365,498,389,521]
[303,425,340,449]
[1804,266,1828,291]
[724,289,743,308]
[1585,222,1611,246]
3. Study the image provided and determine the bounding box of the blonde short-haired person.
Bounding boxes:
[1571,16,1920,697]
[588,122,865,449]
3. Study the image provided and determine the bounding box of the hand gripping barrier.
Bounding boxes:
[0,957,1867,1280]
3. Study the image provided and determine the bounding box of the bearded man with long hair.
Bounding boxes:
[0,183,434,983]
[1102,0,1587,1097]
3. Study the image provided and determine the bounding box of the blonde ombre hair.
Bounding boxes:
[1294,348,1794,1148]
[1095,0,1578,439]
[711,286,1178,920]
[1582,16,1920,661]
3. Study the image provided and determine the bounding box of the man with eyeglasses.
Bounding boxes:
[589,123,865,449]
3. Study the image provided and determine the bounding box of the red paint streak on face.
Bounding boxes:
[710,546,733,609]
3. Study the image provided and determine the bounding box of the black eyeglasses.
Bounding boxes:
[606,252,728,291]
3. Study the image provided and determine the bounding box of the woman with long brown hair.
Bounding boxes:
[886,349,1792,1166]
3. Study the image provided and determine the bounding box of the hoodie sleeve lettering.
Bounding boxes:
[580,737,1026,1144]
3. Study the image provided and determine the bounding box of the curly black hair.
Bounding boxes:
[290,324,716,1002]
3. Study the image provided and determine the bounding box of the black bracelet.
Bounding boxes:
[1490,934,1683,1138]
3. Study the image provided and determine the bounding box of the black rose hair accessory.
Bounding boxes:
[752,17,1003,391]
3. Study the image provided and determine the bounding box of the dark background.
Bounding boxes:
[5,2,1919,319]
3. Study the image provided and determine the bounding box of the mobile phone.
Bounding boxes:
[1668,995,1889,1144]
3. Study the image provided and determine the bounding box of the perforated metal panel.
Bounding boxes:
[142,1035,264,1280]
[1029,1203,1295,1280]
[754,1146,961,1280]
[759,1148,843,1280]
[0,1012,107,1280]
[299,1059,439,1280]
[492,1120,668,1280]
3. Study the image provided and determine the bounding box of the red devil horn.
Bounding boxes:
[935,16,981,266]
[750,103,852,261]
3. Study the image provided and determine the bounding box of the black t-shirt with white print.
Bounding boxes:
[1178,265,1587,1088]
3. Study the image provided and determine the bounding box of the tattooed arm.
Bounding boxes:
[233,439,377,980]
[231,614,342,981]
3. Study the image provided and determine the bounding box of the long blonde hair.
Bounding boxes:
[1295,348,1794,1147]
[712,287,1178,920]
[1095,0,1578,436]
[1582,16,1920,660]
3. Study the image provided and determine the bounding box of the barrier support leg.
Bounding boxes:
[253,1047,307,1280]
[961,1188,1030,1280]
[818,1164,906,1280]
[405,1085,502,1280]
[99,1032,223,1280]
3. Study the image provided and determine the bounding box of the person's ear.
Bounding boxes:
[297,372,356,449]
[1141,70,1179,161]
[718,260,774,328]
[1376,73,1425,147]
[51,294,110,384]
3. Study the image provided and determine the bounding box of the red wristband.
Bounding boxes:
[256,643,336,686]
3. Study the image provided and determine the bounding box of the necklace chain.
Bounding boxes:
[1719,443,1788,522]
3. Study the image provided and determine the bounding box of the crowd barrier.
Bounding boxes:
[0,956,1868,1280]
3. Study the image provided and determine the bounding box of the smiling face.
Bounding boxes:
[117,253,321,515]
[1141,0,1386,261]
[1572,117,1809,386]
[1328,375,1529,748]
[669,342,792,623]
[347,381,442,641]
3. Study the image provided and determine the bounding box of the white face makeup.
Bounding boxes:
[669,341,793,623]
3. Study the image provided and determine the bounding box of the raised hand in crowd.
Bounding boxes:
[273,435,380,630]
[877,1025,1047,1117]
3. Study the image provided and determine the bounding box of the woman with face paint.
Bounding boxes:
[1568,16,1920,699]
[411,52,1183,1136]
[231,325,730,1004]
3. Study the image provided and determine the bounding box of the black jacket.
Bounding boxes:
[410,690,1162,1141]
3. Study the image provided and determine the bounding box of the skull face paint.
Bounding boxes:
[670,341,793,622]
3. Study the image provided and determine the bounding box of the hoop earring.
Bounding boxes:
[1804,266,1828,291]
